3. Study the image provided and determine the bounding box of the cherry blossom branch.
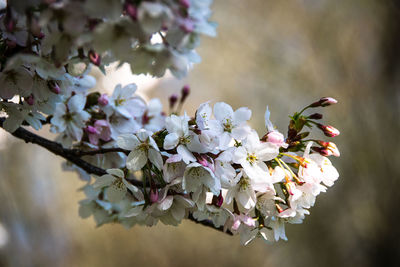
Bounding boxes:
[0,117,232,236]
[0,117,108,175]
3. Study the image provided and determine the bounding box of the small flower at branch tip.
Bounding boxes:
[317,124,340,137]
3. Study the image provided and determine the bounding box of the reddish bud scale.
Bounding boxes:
[216,193,224,207]
[150,188,159,203]
[309,113,323,120]
[88,50,101,66]
[49,82,61,94]
[142,112,150,125]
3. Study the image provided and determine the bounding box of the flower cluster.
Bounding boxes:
[78,93,340,245]
[0,1,342,245]
[0,0,215,131]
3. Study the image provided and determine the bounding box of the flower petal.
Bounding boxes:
[149,148,163,170]
[126,148,148,171]
[163,132,179,150]
[117,134,140,150]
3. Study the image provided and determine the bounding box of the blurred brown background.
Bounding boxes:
[1,0,400,266]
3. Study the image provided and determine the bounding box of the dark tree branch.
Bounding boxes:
[70,147,129,156]
[0,117,233,236]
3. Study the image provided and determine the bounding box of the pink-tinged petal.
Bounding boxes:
[166,154,183,163]
[232,217,241,231]
[158,195,174,211]
[240,214,256,227]
[88,133,99,145]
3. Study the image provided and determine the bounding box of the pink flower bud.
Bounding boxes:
[216,192,223,207]
[124,3,137,20]
[319,97,338,107]
[317,141,340,157]
[169,94,178,109]
[88,50,101,66]
[266,131,285,147]
[180,85,190,103]
[309,97,338,108]
[49,82,61,94]
[180,0,190,9]
[85,125,99,135]
[312,147,331,157]
[197,155,215,172]
[98,94,109,106]
[26,94,34,105]
[150,189,159,203]
[317,124,340,137]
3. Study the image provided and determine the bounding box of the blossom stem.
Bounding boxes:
[298,105,311,115]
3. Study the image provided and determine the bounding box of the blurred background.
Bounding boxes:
[1,0,400,266]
